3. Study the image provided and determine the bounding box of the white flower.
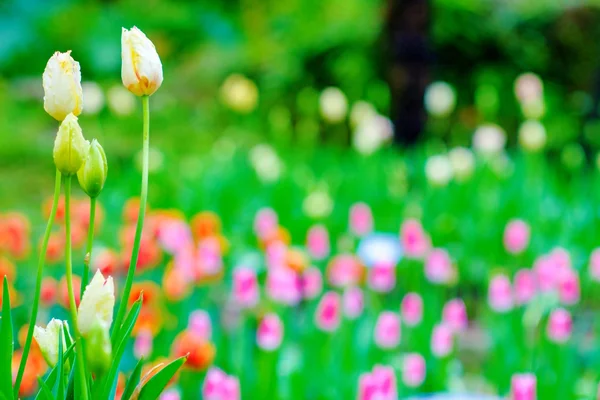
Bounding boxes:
[424,81,456,117]
[514,72,543,104]
[121,27,163,96]
[77,270,115,336]
[518,120,546,152]
[43,51,83,121]
[472,124,506,155]
[249,144,283,183]
[350,101,377,127]
[425,154,453,187]
[319,87,348,123]
[448,147,475,181]
[82,82,105,115]
[33,319,72,366]
[220,74,259,113]
[107,85,136,116]
[353,114,394,155]
[303,190,334,219]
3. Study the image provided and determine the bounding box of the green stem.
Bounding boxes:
[111,95,150,344]
[81,197,96,297]
[13,169,61,398]
[65,176,90,400]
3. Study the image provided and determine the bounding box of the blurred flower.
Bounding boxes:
[253,208,279,241]
[400,219,430,259]
[188,310,212,340]
[0,212,30,260]
[515,73,545,119]
[58,275,81,309]
[589,248,600,282]
[319,87,348,123]
[257,313,283,351]
[425,154,453,187]
[53,113,89,176]
[301,267,323,300]
[172,330,215,371]
[518,120,546,152]
[557,268,580,305]
[431,323,454,358]
[202,368,240,400]
[160,388,181,400]
[249,144,283,183]
[533,255,559,293]
[266,267,301,306]
[358,365,397,400]
[302,189,333,219]
[81,81,105,115]
[358,233,402,270]
[232,266,259,308]
[349,202,374,237]
[514,269,536,305]
[163,266,191,302]
[374,311,401,349]
[306,224,330,260]
[342,287,364,320]
[11,348,45,398]
[352,114,394,155]
[442,298,468,334]
[511,373,537,400]
[190,211,222,240]
[40,277,58,307]
[448,147,475,182]
[472,124,506,155]
[368,263,396,293]
[33,319,71,366]
[504,219,530,255]
[327,254,364,288]
[107,85,136,116]
[157,218,192,255]
[547,308,572,344]
[350,101,377,127]
[315,291,341,332]
[121,27,163,96]
[424,81,456,117]
[402,353,426,388]
[488,274,513,313]
[425,249,455,284]
[401,292,423,327]
[78,270,114,336]
[134,328,153,359]
[43,51,83,121]
[220,74,258,113]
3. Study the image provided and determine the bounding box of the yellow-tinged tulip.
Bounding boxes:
[77,270,115,336]
[77,139,108,198]
[33,319,72,366]
[53,113,89,176]
[43,51,83,121]
[121,27,163,96]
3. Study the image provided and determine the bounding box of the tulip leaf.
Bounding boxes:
[121,357,145,400]
[136,356,187,400]
[36,379,56,400]
[35,345,74,400]
[0,277,14,399]
[65,356,76,400]
[52,330,65,399]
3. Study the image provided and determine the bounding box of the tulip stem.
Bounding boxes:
[81,197,96,297]
[13,168,61,399]
[65,176,90,400]
[112,95,150,344]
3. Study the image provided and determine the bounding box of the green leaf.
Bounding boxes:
[136,356,187,400]
[52,330,65,399]
[121,358,145,400]
[36,379,56,400]
[0,276,14,399]
[35,345,74,400]
[65,356,76,400]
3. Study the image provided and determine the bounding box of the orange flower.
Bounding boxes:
[120,225,162,272]
[92,248,122,276]
[163,266,191,302]
[286,248,309,273]
[129,281,161,307]
[40,277,58,307]
[43,195,65,223]
[70,222,87,250]
[115,373,126,400]
[133,306,164,336]
[58,275,81,309]
[0,256,16,282]
[71,198,104,231]
[44,232,65,264]
[171,330,215,371]
[123,198,148,224]
[0,279,19,308]
[260,226,291,249]
[0,212,31,260]
[12,348,46,397]
[190,211,221,240]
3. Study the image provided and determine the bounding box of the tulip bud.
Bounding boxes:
[53,113,89,176]
[121,27,163,96]
[77,270,114,336]
[43,51,83,121]
[77,139,107,198]
[85,316,112,376]
[33,319,72,366]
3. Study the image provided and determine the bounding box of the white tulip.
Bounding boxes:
[33,319,72,366]
[77,270,115,335]
[319,87,348,123]
[42,51,83,121]
[121,27,163,96]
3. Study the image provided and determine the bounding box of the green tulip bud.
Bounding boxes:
[84,317,112,377]
[77,139,108,198]
[53,113,89,176]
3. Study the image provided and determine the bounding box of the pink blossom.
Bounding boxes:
[368,263,396,293]
[400,219,431,259]
[254,207,278,240]
[547,308,572,344]
[232,266,259,308]
[401,292,423,327]
[327,254,363,288]
[343,287,364,320]
[302,267,323,300]
[550,247,571,270]
[374,311,401,349]
[257,313,283,351]
[589,248,600,281]
[196,237,223,276]
[266,267,301,306]
[159,388,181,400]
[425,249,454,284]
[188,309,212,339]
[488,274,513,312]
[265,241,287,270]
[306,224,330,260]
[533,256,558,292]
[158,218,192,255]
[557,268,580,305]
[349,202,373,237]
[503,219,530,254]
[202,368,240,400]
[358,365,398,400]
[510,373,537,400]
[514,269,536,305]
[442,298,468,333]
[431,323,454,358]
[402,353,426,388]
[315,291,342,332]
[133,328,153,359]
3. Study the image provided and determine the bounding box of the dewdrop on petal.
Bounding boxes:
[319,87,348,123]
[33,319,72,366]
[519,120,546,152]
[121,27,163,96]
[43,51,83,121]
[77,269,115,336]
[53,113,89,176]
[77,139,107,198]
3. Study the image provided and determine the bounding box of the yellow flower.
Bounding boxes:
[77,270,115,336]
[121,27,163,96]
[33,319,72,366]
[43,51,83,121]
[53,113,89,176]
